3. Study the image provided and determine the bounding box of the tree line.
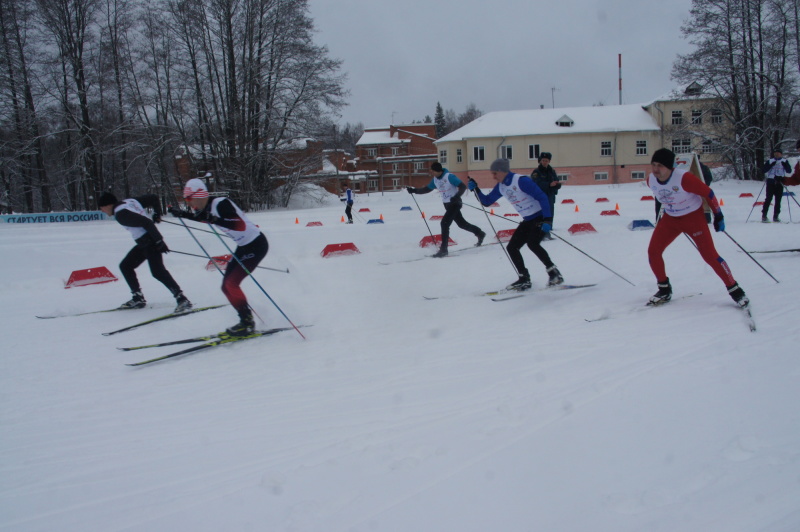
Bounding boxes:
[673,0,799,180]
[0,0,346,214]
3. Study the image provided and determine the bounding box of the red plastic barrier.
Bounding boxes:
[306,221,323,226]
[358,208,371,212]
[496,229,515,242]
[600,210,620,216]
[568,223,598,235]
[419,235,456,248]
[561,199,575,204]
[739,193,753,198]
[321,243,361,258]
[504,213,520,217]
[595,197,610,202]
[429,215,443,221]
[753,201,764,206]
[641,195,654,201]
[64,267,118,288]
[206,255,232,271]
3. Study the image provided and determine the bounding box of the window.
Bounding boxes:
[392,178,401,188]
[702,139,722,154]
[368,179,378,190]
[672,110,683,125]
[636,140,647,156]
[414,162,426,171]
[711,109,723,124]
[473,146,485,162]
[600,141,612,157]
[391,163,400,174]
[594,172,609,181]
[439,150,447,164]
[671,138,692,154]
[631,171,646,180]
[528,144,540,160]
[557,174,569,182]
[366,148,377,157]
[691,110,702,124]
[391,147,399,156]
[501,145,513,160]
[456,149,463,163]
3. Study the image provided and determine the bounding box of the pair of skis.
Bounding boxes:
[121,326,304,366]
[423,283,597,301]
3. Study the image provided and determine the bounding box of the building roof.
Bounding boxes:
[435,104,660,143]
[356,129,411,146]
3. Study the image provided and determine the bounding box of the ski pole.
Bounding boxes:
[205,223,306,339]
[162,218,233,237]
[408,190,436,242]
[723,231,780,283]
[549,232,637,286]
[174,216,266,324]
[744,181,766,223]
[170,249,289,273]
[472,189,519,275]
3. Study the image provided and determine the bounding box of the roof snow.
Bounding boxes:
[356,130,411,146]
[436,104,660,142]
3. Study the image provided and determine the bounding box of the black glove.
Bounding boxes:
[168,206,193,219]
[713,211,725,232]
[406,186,415,194]
[153,239,169,253]
[152,212,162,224]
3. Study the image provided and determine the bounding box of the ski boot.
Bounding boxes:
[507,274,532,292]
[173,292,193,313]
[546,266,564,287]
[225,314,255,337]
[475,231,486,247]
[432,247,448,258]
[727,282,749,308]
[648,279,672,305]
[119,291,146,309]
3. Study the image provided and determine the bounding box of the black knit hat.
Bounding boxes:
[97,192,118,207]
[431,162,443,172]
[651,148,676,169]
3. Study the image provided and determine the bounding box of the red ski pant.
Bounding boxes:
[648,207,735,287]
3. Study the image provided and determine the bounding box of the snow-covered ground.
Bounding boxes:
[1,178,799,532]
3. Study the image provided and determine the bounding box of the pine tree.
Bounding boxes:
[434,102,445,138]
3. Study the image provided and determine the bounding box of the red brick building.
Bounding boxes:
[355,124,438,192]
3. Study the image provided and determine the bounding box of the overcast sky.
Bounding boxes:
[307,0,695,128]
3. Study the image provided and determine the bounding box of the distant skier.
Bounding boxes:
[761,147,792,222]
[468,158,563,291]
[646,148,748,308]
[406,161,485,257]
[530,151,561,239]
[341,183,354,223]
[98,192,192,312]
[169,178,268,336]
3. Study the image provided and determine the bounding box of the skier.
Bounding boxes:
[98,192,192,312]
[406,161,485,257]
[530,151,561,239]
[341,183,354,223]
[647,148,748,308]
[761,147,792,222]
[169,178,268,336]
[468,158,564,291]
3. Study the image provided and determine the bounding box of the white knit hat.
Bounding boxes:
[183,178,209,199]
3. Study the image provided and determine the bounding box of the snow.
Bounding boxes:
[2,180,800,532]
[436,104,661,143]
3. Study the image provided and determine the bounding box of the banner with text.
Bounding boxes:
[0,211,110,224]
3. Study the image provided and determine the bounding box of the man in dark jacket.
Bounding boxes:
[762,148,792,222]
[530,152,561,239]
[99,192,192,312]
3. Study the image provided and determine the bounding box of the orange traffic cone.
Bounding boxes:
[295,217,299,224]
[490,208,495,215]
[341,216,345,222]
[575,204,580,212]
[720,199,725,206]
[380,213,384,220]
[421,211,426,219]
[615,203,620,210]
